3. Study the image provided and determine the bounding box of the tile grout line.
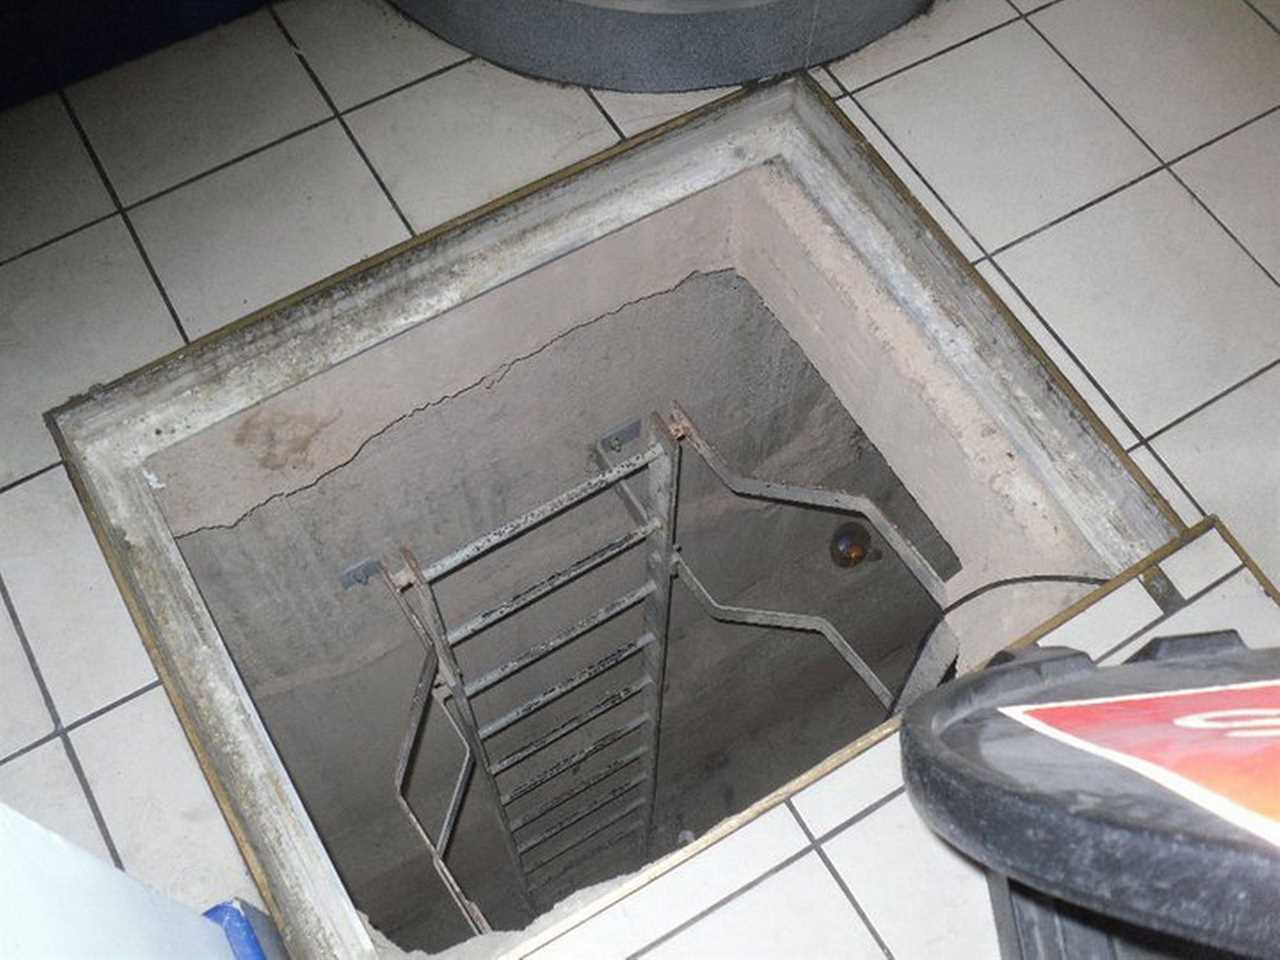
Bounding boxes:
[1019,7,1280,290]
[0,211,117,270]
[0,679,163,770]
[613,784,909,958]
[983,258,1147,443]
[1241,0,1280,34]
[1141,356,1280,450]
[983,165,1163,260]
[1136,443,1209,521]
[828,0,1073,101]
[845,14,1023,98]
[56,91,191,345]
[1014,3,1280,477]
[0,570,125,868]
[785,799,896,960]
[0,55,483,275]
[124,117,336,214]
[826,69,990,260]
[826,14,1255,549]
[584,88,626,142]
[835,59,1149,450]
[0,461,63,497]
[625,845,814,958]
[268,5,417,236]
[1094,564,1245,664]
[813,784,906,846]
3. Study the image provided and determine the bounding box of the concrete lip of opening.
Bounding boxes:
[48,78,1181,959]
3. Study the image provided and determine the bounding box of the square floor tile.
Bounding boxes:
[592,87,737,138]
[859,22,1153,250]
[829,0,1017,93]
[348,60,617,233]
[791,733,902,838]
[0,469,156,723]
[1032,0,1280,159]
[0,739,109,860]
[533,805,807,959]
[1103,567,1280,664]
[975,261,1139,446]
[0,217,181,487]
[66,10,329,204]
[1152,365,1280,579]
[647,851,883,959]
[1127,447,1202,527]
[996,173,1280,436]
[1160,530,1242,599]
[824,794,998,957]
[132,121,408,339]
[1175,110,1280,281]
[842,100,984,261]
[0,94,113,262]
[274,0,468,111]
[0,607,51,758]
[1037,578,1162,660]
[71,687,260,911]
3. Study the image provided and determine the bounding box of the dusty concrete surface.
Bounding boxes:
[170,270,944,950]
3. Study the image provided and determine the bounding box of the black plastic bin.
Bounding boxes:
[901,631,1280,960]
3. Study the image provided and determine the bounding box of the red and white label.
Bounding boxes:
[1000,679,1280,847]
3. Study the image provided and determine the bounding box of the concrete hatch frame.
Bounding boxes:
[47,77,1181,958]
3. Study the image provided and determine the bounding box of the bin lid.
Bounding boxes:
[901,631,1280,959]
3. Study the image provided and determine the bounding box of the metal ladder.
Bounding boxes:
[378,406,949,921]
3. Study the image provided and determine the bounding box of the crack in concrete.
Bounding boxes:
[178,271,706,538]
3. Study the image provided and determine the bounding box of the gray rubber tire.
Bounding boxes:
[389,0,932,93]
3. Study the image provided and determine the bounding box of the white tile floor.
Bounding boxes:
[1,0,1279,944]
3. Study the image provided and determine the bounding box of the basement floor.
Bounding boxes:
[1,0,1279,956]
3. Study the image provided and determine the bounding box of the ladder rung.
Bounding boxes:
[490,678,650,776]
[422,444,664,583]
[501,715,649,806]
[529,824,646,898]
[509,747,648,833]
[480,635,653,741]
[465,583,654,697]
[517,774,648,855]
[524,797,648,875]
[448,522,657,646]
